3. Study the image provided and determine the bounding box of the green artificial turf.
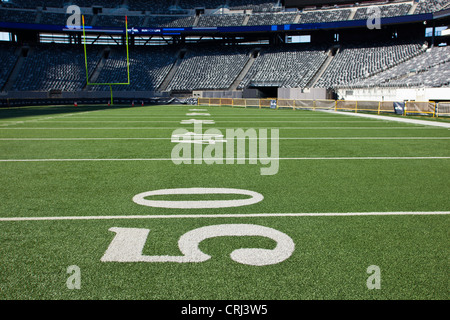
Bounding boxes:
[0,104,448,300]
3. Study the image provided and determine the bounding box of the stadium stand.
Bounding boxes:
[67,0,124,8]
[414,0,450,14]
[345,45,450,88]
[92,46,179,92]
[298,8,351,23]
[95,14,144,28]
[40,11,93,25]
[0,0,123,9]
[0,0,48,9]
[0,0,448,97]
[166,46,250,92]
[0,8,36,23]
[2,0,449,29]
[11,45,99,92]
[0,44,18,90]
[1,40,447,93]
[392,62,450,87]
[315,41,426,89]
[178,0,226,10]
[353,3,412,19]
[197,13,246,27]
[146,15,196,28]
[126,0,176,13]
[246,12,298,26]
[228,0,281,12]
[238,45,328,89]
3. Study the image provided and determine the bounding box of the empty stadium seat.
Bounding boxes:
[167,46,250,91]
[315,41,425,89]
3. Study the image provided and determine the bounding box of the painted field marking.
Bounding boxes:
[1,137,449,141]
[15,120,392,123]
[1,157,449,162]
[132,188,264,209]
[0,113,82,127]
[101,224,295,266]
[54,116,357,119]
[171,132,227,144]
[0,127,441,130]
[180,119,215,125]
[0,211,449,222]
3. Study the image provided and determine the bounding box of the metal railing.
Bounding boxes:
[197,98,450,117]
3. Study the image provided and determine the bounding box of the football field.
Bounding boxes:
[0,104,448,301]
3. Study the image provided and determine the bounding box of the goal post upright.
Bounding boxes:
[82,14,130,106]
[125,15,130,86]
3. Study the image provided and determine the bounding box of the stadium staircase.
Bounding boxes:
[193,15,200,27]
[143,16,150,27]
[83,48,109,90]
[90,14,98,27]
[35,9,42,24]
[409,2,419,15]
[2,46,29,92]
[306,46,338,88]
[348,8,357,20]
[242,14,250,26]
[229,48,259,91]
[158,49,187,92]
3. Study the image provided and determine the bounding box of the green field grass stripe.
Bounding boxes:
[1,211,449,222]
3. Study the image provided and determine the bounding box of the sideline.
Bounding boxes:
[319,110,450,128]
[0,211,449,222]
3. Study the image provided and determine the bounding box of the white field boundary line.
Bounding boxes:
[1,157,450,162]
[2,120,391,123]
[320,110,450,128]
[1,137,450,141]
[0,211,449,222]
[0,110,103,127]
[66,113,346,116]
[48,116,359,119]
[0,127,441,130]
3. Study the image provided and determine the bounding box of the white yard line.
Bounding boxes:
[51,116,353,119]
[0,127,440,130]
[0,211,448,222]
[0,157,449,162]
[12,120,385,123]
[0,137,449,141]
[0,110,101,127]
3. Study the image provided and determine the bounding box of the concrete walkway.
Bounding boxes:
[320,110,450,128]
